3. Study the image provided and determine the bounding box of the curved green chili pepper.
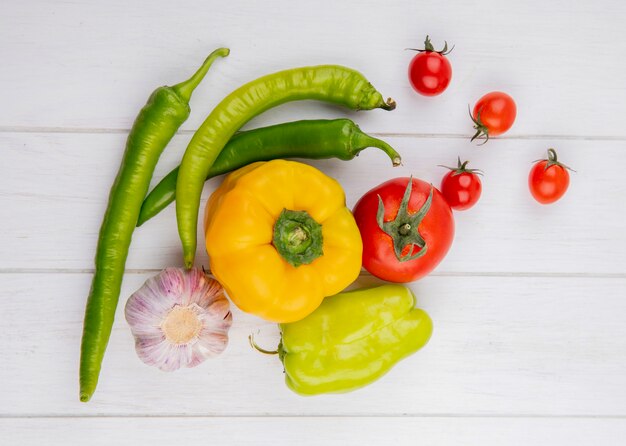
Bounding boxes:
[250,284,433,395]
[176,65,396,268]
[137,119,401,226]
[79,48,229,402]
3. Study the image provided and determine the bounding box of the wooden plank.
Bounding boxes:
[4,417,626,446]
[2,132,624,273]
[1,273,625,416]
[2,0,625,439]
[1,1,626,137]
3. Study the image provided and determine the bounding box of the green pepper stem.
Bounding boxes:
[350,130,402,166]
[172,48,230,102]
[381,97,397,111]
[248,334,279,355]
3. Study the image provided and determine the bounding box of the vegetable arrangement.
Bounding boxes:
[79,48,229,402]
[176,65,396,269]
[80,37,575,401]
[137,119,401,226]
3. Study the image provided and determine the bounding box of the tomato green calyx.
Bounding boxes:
[406,35,455,55]
[273,209,324,267]
[535,148,576,172]
[376,178,434,262]
[469,105,489,145]
[439,156,484,176]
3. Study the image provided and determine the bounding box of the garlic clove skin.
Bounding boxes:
[125,267,232,372]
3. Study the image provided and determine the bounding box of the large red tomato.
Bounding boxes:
[353,177,455,283]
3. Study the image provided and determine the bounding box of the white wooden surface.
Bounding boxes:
[2,1,626,444]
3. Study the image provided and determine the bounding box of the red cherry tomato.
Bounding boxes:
[353,177,455,283]
[440,158,483,211]
[529,148,573,204]
[470,91,516,143]
[408,36,453,96]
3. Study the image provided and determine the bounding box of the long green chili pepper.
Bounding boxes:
[176,65,396,268]
[79,48,229,402]
[137,119,401,226]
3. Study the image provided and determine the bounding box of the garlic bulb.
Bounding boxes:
[125,267,232,372]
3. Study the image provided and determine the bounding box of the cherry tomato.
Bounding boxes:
[440,158,483,211]
[353,177,454,283]
[470,91,516,143]
[408,36,453,97]
[529,148,573,204]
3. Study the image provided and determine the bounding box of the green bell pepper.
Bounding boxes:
[262,285,433,395]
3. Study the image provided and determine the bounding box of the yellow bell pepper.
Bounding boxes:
[204,160,362,323]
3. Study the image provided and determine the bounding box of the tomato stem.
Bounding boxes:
[406,35,455,55]
[469,105,489,145]
[547,148,558,163]
[537,148,576,172]
[438,156,484,176]
[398,223,412,236]
[376,178,433,262]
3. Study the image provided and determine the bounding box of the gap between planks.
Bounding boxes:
[1,268,625,279]
[1,125,626,141]
[3,414,626,420]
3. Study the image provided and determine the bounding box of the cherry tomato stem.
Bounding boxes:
[406,35,455,55]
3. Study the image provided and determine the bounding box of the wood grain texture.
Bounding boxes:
[2,273,625,416]
[2,0,626,442]
[4,417,626,446]
[1,0,626,137]
[1,132,624,273]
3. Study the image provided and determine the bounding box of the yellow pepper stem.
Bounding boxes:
[272,209,323,267]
